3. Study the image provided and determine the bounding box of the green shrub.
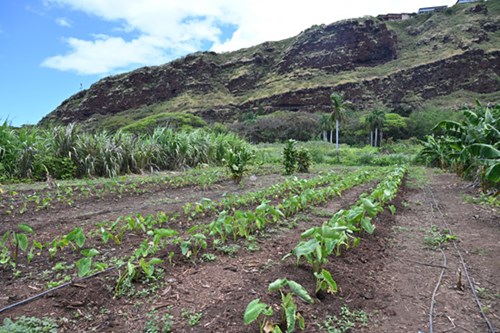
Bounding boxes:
[283,139,297,175]
[296,148,312,173]
[224,146,254,184]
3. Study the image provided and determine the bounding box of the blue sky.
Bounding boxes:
[0,0,457,127]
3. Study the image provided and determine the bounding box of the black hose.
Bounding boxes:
[0,267,115,315]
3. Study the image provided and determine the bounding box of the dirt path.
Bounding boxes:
[365,169,499,333]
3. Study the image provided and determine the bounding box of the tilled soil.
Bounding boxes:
[0,168,498,333]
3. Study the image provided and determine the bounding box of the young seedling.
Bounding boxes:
[1,223,35,266]
[268,278,314,332]
[243,299,274,333]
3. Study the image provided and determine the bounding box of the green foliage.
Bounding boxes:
[419,102,500,191]
[1,223,35,267]
[283,139,297,175]
[244,299,274,333]
[231,111,320,143]
[0,124,249,181]
[296,149,312,173]
[122,112,207,134]
[0,316,57,333]
[268,278,313,332]
[224,145,254,184]
[407,107,463,139]
[317,305,368,333]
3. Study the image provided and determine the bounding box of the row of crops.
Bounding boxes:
[0,164,282,217]
[244,165,407,332]
[1,165,407,331]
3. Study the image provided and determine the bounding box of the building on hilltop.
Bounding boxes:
[377,13,416,21]
[418,5,448,14]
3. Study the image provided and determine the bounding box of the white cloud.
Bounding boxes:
[42,0,458,74]
[42,35,169,75]
[55,17,72,27]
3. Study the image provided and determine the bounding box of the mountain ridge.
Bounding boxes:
[41,1,500,130]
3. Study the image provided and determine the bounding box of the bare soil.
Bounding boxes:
[0,168,498,333]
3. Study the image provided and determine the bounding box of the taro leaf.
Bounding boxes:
[360,216,375,234]
[74,232,86,248]
[127,261,136,278]
[148,258,163,265]
[15,233,29,252]
[101,228,110,244]
[287,280,314,304]
[269,278,288,292]
[18,223,34,234]
[292,239,319,259]
[361,198,381,217]
[284,293,297,332]
[67,227,86,248]
[154,228,179,237]
[81,248,99,257]
[139,258,153,277]
[93,262,108,271]
[243,298,273,325]
[186,225,199,234]
[76,257,92,277]
[318,269,337,294]
[300,227,317,238]
[180,241,191,257]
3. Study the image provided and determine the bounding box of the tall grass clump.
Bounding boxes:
[0,123,249,182]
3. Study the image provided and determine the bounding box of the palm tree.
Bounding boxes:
[330,92,350,161]
[318,113,331,142]
[365,113,375,146]
[367,109,386,147]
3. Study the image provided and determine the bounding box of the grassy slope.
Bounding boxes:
[98,2,499,131]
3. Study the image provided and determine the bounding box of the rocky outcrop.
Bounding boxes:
[278,19,397,73]
[240,50,500,114]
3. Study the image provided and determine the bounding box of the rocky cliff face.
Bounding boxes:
[41,2,500,128]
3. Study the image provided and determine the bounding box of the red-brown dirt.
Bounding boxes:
[0,168,498,332]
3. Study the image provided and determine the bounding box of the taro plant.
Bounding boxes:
[1,223,35,266]
[243,299,274,333]
[268,278,314,332]
[284,224,349,274]
[313,268,338,298]
[75,248,107,277]
[115,258,164,297]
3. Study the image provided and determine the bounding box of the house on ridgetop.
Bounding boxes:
[377,13,416,21]
[418,5,448,14]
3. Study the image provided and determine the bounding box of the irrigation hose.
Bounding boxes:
[0,267,115,315]
[429,248,447,333]
[428,188,496,333]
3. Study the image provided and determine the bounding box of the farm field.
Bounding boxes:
[0,165,498,332]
